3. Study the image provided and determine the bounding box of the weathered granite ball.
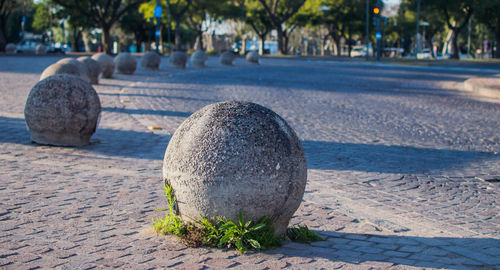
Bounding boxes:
[163,101,307,236]
[91,53,114,78]
[246,51,259,64]
[114,52,137,74]
[140,51,161,70]
[24,74,101,146]
[77,56,102,85]
[40,60,89,83]
[190,50,208,67]
[168,51,188,69]
[36,44,47,55]
[57,58,91,82]
[219,51,235,66]
[5,43,16,54]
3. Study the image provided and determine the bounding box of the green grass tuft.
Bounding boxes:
[287,225,324,243]
[153,183,322,253]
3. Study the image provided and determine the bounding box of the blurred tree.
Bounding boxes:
[1,0,33,51]
[52,0,145,54]
[474,0,500,58]
[245,0,273,54]
[140,0,192,50]
[119,7,154,51]
[433,0,475,59]
[257,0,306,55]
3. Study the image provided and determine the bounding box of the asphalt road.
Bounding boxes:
[0,55,499,269]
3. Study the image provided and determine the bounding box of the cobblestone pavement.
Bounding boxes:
[0,55,499,269]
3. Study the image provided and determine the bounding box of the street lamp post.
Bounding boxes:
[365,0,369,60]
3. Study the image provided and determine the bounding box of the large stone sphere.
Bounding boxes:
[91,53,114,78]
[40,61,89,83]
[219,51,235,66]
[5,43,16,54]
[114,52,137,74]
[163,101,307,236]
[141,51,161,70]
[36,44,47,55]
[77,56,102,85]
[24,74,101,146]
[56,58,91,82]
[168,51,187,69]
[246,51,259,64]
[190,50,208,67]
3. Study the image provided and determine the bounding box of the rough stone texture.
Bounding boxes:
[219,51,235,65]
[77,56,102,85]
[36,44,47,55]
[189,50,208,67]
[114,52,137,75]
[24,74,101,146]
[168,51,188,69]
[246,51,259,64]
[140,51,161,70]
[163,101,307,236]
[39,61,89,83]
[91,53,114,78]
[5,43,16,54]
[56,58,91,82]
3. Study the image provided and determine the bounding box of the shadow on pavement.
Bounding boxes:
[98,92,214,102]
[302,140,496,174]
[102,107,192,117]
[0,116,169,160]
[271,231,499,268]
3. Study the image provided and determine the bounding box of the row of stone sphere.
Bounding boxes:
[38,50,260,83]
[4,43,47,55]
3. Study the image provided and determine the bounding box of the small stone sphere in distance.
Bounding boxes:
[163,101,307,236]
[190,50,208,67]
[91,53,114,78]
[141,51,161,70]
[246,51,259,64]
[114,52,137,74]
[5,43,16,54]
[36,44,47,55]
[57,58,91,82]
[219,51,235,66]
[24,74,101,146]
[40,61,89,83]
[77,56,102,85]
[168,51,188,69]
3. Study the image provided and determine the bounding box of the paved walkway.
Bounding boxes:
[0,55,499,269]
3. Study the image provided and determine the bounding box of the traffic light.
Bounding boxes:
[373,7,380,15]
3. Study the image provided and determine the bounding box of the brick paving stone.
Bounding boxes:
[1,56,499,269]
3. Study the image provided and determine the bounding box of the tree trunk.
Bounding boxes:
[82,30,91,52]
[450,30,459,59]
[71,27,80,52]
[347,26,352,57]
[495,19,500,58]
[276,27,286,55]
[259,34,266,55]
[0,26,6,52]
[196,31,203,50]
[174,19,181,50]
[102,25,112,54]
[333,36,341,56]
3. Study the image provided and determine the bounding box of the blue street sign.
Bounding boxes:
[154,6,162,18]
[375,32,382,40]
[155,30,160,37]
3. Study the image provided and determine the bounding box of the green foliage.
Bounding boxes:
[153,212,186,236]
[287,225,323,243]
[210,212,282,253]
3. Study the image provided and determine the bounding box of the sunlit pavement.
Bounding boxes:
[0,55,499,269]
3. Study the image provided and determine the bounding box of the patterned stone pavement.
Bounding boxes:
[0,55,499,269]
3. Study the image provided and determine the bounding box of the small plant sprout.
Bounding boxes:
[153,183,322,253]
[287,225,324,243]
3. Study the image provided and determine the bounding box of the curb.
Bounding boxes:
[463,76,500,100]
